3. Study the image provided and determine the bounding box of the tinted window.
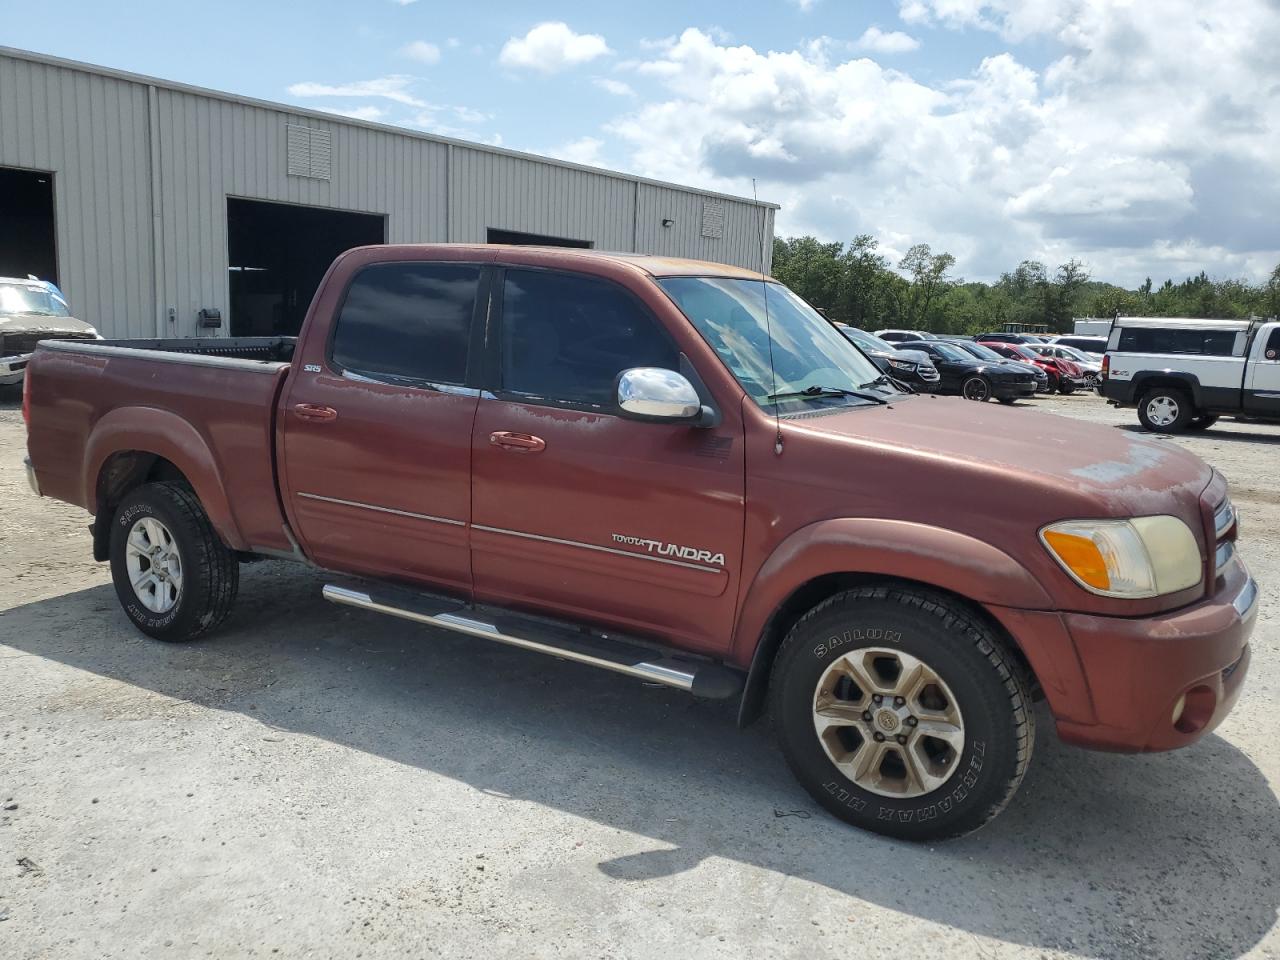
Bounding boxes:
[501,269,678,406]
[332,262,480,384]
[1265,328,1280,360]
[1116,327,1238,356]
[1059,337,1107,352]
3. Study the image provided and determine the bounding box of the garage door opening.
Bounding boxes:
[0,167,57,284]
[228,198,385,337]
[487,227,592,249]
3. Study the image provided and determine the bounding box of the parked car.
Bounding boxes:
[874,328,936,342]
[979,340,1087,394]
[0,276,99,387]
[973,331,1044,344]
[1102,316,1280,432]
[895,340,1037,403]
[836,324,940,392]
[1054,336,1108,361]
[1026,343,1102,385]
[23,245,1256,842]
[947,340,1051,392]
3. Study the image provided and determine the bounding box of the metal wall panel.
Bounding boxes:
[0,48,775,339]
[0,56,155,337]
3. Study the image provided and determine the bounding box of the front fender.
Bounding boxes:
[732,518,1054,666]
[83,406,245,550]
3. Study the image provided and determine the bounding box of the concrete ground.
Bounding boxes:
[1,389,1277,960]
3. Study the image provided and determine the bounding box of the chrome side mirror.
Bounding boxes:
[616,367,701,422]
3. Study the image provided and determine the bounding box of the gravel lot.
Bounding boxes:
[1,390,1277,960]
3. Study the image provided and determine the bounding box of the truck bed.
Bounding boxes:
[25,335,297,555]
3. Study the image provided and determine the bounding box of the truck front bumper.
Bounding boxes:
[0,352,32,385]
[1053,569,1257,752]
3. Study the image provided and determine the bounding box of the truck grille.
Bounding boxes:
[1212,498,1237,576]
[1,331,96,356]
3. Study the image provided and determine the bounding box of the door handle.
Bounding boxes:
[489,431,546,452]
[294,403,338,422]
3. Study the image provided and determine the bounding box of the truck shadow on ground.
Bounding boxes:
[1117,422,1280,446]
[5,568,1277,959]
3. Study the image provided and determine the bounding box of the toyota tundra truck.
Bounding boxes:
[21,244,1257,841]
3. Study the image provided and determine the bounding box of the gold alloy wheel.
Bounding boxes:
[812,647,966,798]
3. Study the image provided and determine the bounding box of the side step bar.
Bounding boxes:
[322,584,744,699]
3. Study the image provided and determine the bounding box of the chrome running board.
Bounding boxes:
[322,584,743,699]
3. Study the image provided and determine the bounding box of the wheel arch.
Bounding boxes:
[1132,371,1202,407]
[733,519,1055,727]
[85,407,244,559]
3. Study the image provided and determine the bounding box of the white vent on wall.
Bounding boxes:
[700,199,724,239]
[287,124,332,180]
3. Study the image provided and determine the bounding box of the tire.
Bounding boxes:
[1137,388,1194,433]
[961,376,991,402]
[108,481,239,642]
[770,585,1034,842]
[1057,380,1076,395]
[1188,414,1219,431]
[997,397,1017,405]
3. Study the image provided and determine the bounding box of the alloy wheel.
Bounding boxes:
[124,517,183,614]
[1145,395,1179,427]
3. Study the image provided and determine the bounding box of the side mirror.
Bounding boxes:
[616,367,702,422]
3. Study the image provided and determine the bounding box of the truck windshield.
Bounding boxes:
[658,277,890,408]
[0,282,70,318]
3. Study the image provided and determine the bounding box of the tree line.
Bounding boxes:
[771,235,1280,334]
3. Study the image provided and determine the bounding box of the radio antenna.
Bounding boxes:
[753,178,783,456]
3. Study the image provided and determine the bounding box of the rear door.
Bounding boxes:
[468,266,746,656]
[1245,324,1280,416]
[278,258,487,593]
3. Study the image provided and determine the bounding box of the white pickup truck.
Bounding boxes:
[1101,316,1280,432]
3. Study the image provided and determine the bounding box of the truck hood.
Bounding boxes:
[787,393,1214,520]
[0,314,94,335]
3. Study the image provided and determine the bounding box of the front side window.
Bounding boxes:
[500,269,678,407]
[331,262,480,385]
[659,277,885,408]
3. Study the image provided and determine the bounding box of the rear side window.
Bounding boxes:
[499,269,678,407]
[331,262,480,384]
[1116,327,1237,357]
[1265,328,1280,360]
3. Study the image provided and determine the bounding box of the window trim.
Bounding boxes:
[486,263,685,415]
[324,259,490,391]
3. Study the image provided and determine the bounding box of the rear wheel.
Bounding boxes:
[961,376,991,402]
[770,586,1034,841]
[1138,388,1194,433]
[109,481,239,641]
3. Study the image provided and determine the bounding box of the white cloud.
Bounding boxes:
[399,40,441,64]
[552,136,607,166]
[499,22,611,73]
[789,0,820,10]
[594,77,636,97]
[319,105,387,122]
[287,76,426,107]
[599,12,1280,284]
[857,26,921,53]
[391,0,417,6]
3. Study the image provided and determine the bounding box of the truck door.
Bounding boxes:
[468,267,746,657]
[1244,323,1280,417]
[278,259,487,594]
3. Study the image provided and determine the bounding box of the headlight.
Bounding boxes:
[1040,517,1201,598]
[887,358,913,370]
[85,326,101,338]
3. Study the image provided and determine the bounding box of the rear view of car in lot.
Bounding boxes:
[1027,343,1102,387]
[980,339,1088,395]
[0,277,99,388]
[837,324,941,392]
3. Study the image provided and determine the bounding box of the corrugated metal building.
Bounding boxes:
[0,47,776,339]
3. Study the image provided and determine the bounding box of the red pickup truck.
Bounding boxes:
[22,244,1256,841]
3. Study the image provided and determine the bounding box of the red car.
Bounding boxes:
[979,340,1086,394]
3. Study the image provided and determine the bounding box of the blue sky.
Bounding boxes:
[3,0,1278,286]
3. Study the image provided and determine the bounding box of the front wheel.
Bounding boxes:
[770,586,1035,841]
[961,376,991,402]
[109,481,239,641]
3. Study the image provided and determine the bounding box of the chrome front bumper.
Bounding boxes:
[0,352,32,385]
[24,456,41,496]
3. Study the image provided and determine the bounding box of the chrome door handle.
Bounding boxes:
[294,403,338,422]
[489,431,546,452]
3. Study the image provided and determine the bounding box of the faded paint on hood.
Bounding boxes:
[0,314,95,336]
